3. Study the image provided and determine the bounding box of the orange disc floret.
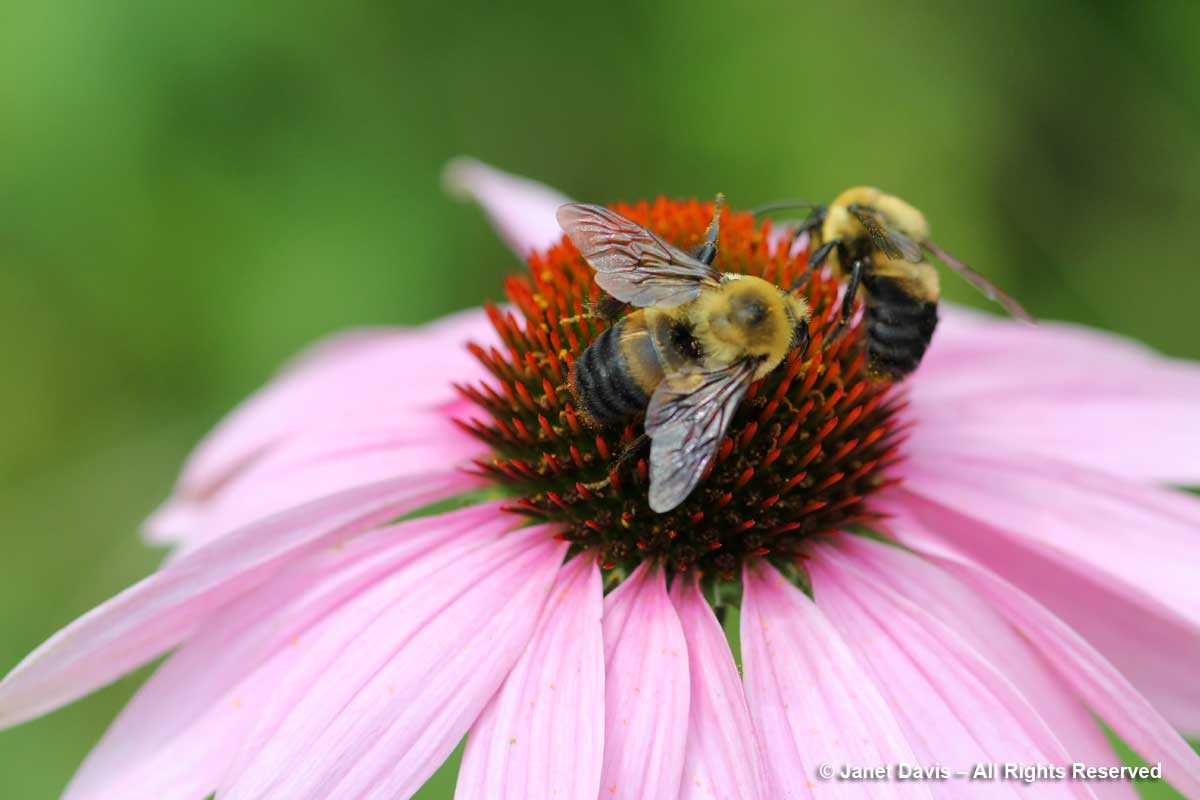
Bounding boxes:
[458,198,906,579]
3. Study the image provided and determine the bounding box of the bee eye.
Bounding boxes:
[734,297,767,327]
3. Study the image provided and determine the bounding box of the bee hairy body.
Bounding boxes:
[573,308,695,425]
[820,187,930,266]
[797,185,1029,382]
[571,276,809,426]
[861,266,939,380]
[558,199,813,512]
[812,187,941,381]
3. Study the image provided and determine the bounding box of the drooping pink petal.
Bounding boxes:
[911,305,1200,484]
[220,525,566,800]
[147,307,496,545]
[670,574,768,800]
[884,447,1200,732]
[597,562,690,800]
[740,561,929,800]
[64,502,510,800]
[455,553,604,800]
[165,423,488,557]
[809,547,1093,800]
[443,157,571,258]
[0,476,435,730]
[908,537,1200,799]
[830,535,1134,800]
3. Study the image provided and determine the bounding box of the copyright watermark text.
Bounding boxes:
[815,762,1163,784]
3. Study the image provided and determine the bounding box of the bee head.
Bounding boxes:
[731,292,769,330]
[691,276,790,365]
[721,280,778,347]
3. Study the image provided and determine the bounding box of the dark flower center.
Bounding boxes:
[458,198,905,581]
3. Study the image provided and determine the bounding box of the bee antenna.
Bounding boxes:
[693,193,726,266]
[753,199,821,217]
[703,193,726,248]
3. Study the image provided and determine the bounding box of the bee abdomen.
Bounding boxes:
[573,323,651,424]
[862,280,938,380]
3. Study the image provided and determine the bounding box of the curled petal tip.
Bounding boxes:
[442,156,571,258]
[440,156,486,199]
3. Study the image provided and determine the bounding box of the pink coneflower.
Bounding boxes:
[2,158,1198,800]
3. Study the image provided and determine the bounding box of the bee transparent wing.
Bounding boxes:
[556,203,722,308]
[925,240,1035,323]
[846,204,925,263]
[644,359,757,513]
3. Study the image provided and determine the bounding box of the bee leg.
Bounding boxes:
[808,239,839,271]
[613,433,650,471]
[558,309,602,326]
[593,293,628,320]
[560,293,628,326]
[580,432,650,491]
[794,319,812,359]
[789,208,826,245]
[557,314,591,325]
[824,257,864,349]
[692,192,726,266]
[787,266,812,293]
[789,239,839,293]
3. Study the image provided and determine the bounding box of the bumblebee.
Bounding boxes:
[784,187,1032,380]
[557,198,811,513]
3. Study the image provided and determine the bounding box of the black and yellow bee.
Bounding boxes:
[557,198,812,512]
[781,187,1033,380]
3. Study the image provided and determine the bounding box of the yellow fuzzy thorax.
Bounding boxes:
[824,186,930,242]
[686,275,804,379]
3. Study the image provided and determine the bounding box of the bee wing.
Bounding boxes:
[556,203,722,308]
[846,204,925,263]
[925,240,1035,323]
[644,359,757,513]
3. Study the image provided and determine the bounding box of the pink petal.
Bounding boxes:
[598,562,690,800]
[64,502,510,800]
[148,308,496,545]
[455,554,604,800]
[220,525,566,800]
[809,546,1093,800]
[166,428,487,557]
[740,561,929,800]
[910,538,1200,799]
[443,157,571,258]
[0,476,433,730]
[911,305,1200,484]
[830,535,1134,800]
[670,574,768,800]
[887,448,1200,731]
[764,221,808,258]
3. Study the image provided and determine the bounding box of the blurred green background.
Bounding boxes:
[1,0,1198,797]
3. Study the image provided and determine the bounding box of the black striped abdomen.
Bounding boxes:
[573,322,652,424]
[861,274,939,380]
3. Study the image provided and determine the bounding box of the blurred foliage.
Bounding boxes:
[1,0,1198,796]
